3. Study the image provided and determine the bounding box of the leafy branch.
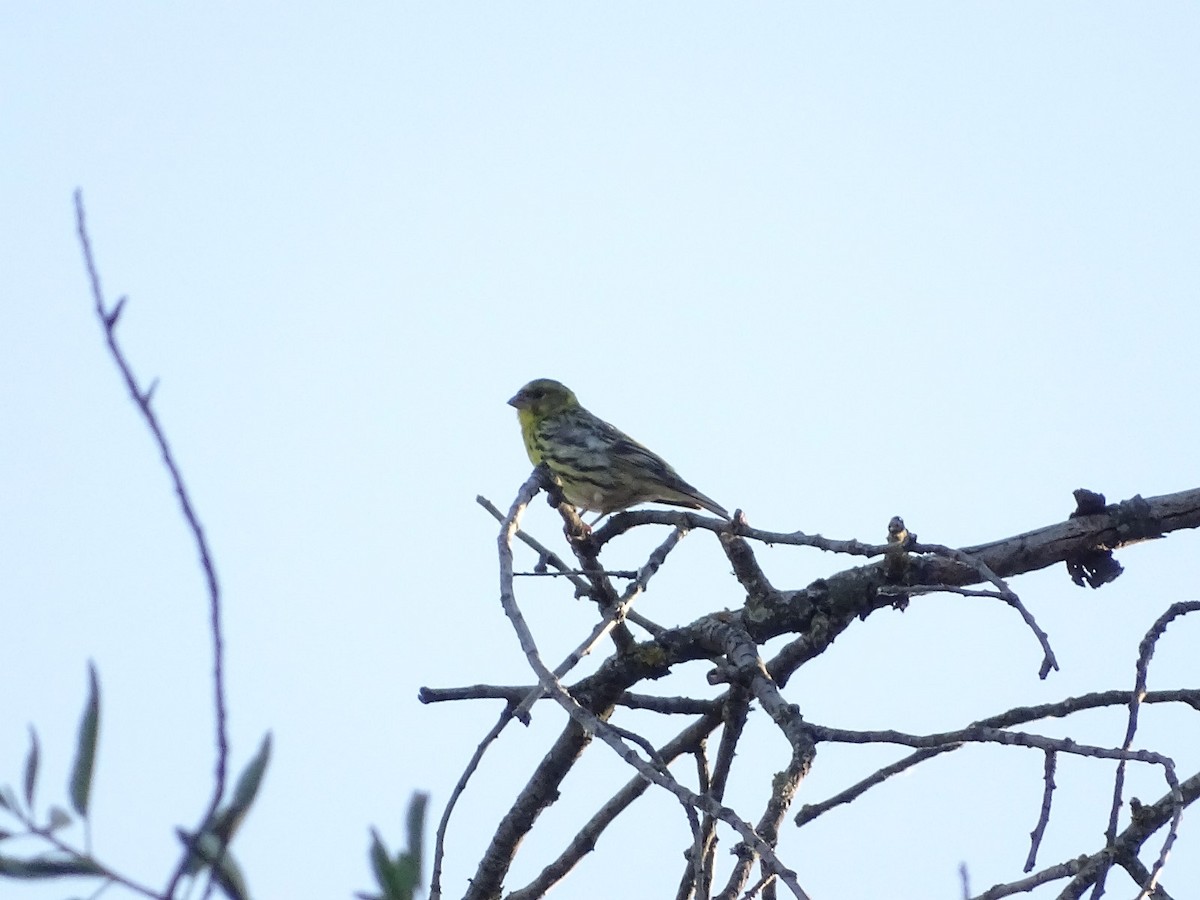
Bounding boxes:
[0,192,274,900]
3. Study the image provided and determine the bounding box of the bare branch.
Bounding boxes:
[797,690,1200,827]
[487,483,814,900]
[429,708,514,900]
[978,765,1200,899]
[810,722,1174,771]
[477,494,592,596]
[714,750,807,900]
[908,540,1058,678]
[511,525,688,721]
[418,684,718,715]
[1024,750,1056,872]
[692,684,752,900]
[507,709,725,900]
[454,475,1200,899]
[1095,601,1200,899]
[586,488,1200,588]
[974,857,1087,899]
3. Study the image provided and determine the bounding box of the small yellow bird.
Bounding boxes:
[508,378,729,519]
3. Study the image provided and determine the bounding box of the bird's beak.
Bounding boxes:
[507,392,524,409]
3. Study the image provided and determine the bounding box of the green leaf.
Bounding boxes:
[391,854,421,899]
[68,663,100,818]
[47,807,72,832]
[403,792,428,875]
[210,847,250,900]
[206,731,272,845]
[0,852,104,878]
[175,827,211,876]
[178,825,253,899]
[363,793,429,900]
[228,732,272,822]
[368,828,397,897]
[22,726,40,811]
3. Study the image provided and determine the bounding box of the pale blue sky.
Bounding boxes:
[3,5,1200,899]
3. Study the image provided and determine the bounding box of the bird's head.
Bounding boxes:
[508,378,578,417]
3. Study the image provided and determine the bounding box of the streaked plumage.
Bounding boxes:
[507,378,729,519]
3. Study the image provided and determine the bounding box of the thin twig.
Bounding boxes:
[74,190,230,898]
[910,541,1058,679]
[878,584,1008,600]
[978,764,1200,899]
[1094,602,1200,900]
[7,809,161,900]
[705,627,814,900]
[477,494,591,596]
[694,686,751,900]
[795,690,1200,827]
[506,710,726,900]
[738,871,775,900]
[511,526,688,721]
[716,749,807,900]
[1024,750,1056,872]
[794,746,948,826]
[429,707,515,900]
[608,721,702,845]
[686,738,712,900]
[809,721,1173,771]
[419,683,719,715]
[974,857,1089,899]
[593,491,1200,567]
[495,485,813,900]
[516,569,639,579]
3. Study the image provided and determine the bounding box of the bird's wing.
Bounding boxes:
[610,435,729,518]
[609,435,679,482]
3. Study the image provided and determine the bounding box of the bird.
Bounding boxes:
[507,378,729,519]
